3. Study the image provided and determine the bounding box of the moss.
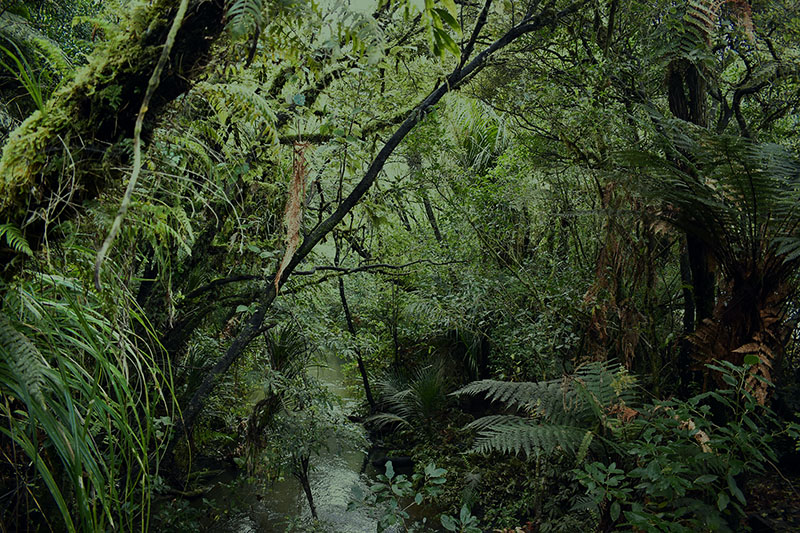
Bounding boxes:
[0,0,226,229]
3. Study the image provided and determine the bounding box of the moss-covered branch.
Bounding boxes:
[0,0,225,271]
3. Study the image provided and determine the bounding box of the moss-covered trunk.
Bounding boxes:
[0,0,225,275]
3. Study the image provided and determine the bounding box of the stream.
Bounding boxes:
[205,354,382,532]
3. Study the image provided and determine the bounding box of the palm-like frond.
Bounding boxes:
[622,129,800,269]
[367,364,451,430]
[451,99,508,174]
[455,361,636,457]
[466,415,591,456]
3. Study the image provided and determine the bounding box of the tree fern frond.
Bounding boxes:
[468,416,588,457]
[619,130,800,268]
[459,362,637,457]
[453,378,564,413]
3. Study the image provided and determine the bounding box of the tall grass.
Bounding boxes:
[0,271,175,532]
[0,42,48,114]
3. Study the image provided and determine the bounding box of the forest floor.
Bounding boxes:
[747,471,800,531]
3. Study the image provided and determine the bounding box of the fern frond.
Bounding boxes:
[192,80,279,154]
[365,412,412,430]
[226,0,264,39]
[0,314,49,405]
[467,415,588,457]
[575,430,594,465]
[459,362,637,457]
[0,222,33,256]
[453,379,561,411]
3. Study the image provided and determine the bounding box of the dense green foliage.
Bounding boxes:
[1,0,800,531]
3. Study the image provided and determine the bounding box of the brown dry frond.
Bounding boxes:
[275,142,310,292]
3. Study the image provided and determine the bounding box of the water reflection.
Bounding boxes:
[207,355,380,532]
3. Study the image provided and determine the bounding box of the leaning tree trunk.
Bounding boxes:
[0,0,226,278]
[168,0,588,458]
[295,454,318,519]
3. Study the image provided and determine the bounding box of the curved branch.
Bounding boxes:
[172,0,587,451]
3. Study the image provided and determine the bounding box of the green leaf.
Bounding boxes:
[728,475,746,504]
[610,501,621,522]
[694,474,717,484]
[425,463,447,478]
[435,28,460,57]
[385,460,394,480]
[460,504,471,523]
[414,492,423,505]
[743,354,760,366]
[433,8,461,34]
[440,514,457,531]
[292,93,306,106]
[441,0,457,17]
[717,491,729,511]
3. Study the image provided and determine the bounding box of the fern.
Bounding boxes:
[367,364,451,430]
[0,222,33,256]
[192,80,279,154]
[0,313,49,406]
[226,0,265,39]
[455,361,637,457]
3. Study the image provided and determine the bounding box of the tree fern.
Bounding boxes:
[620,128,800,400]
[454,361,637,457]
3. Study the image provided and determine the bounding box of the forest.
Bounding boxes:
[1,0,800,531]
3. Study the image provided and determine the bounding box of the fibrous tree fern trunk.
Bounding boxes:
[662,1,790,401]
[667,0,717,389]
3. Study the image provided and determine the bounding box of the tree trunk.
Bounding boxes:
[0,0,226,277]
[421,191,444,243]
[335,251,376,410]
[296,455,318,519]
[667,59,716,332]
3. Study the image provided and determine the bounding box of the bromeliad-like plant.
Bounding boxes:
[367,363,453,432]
